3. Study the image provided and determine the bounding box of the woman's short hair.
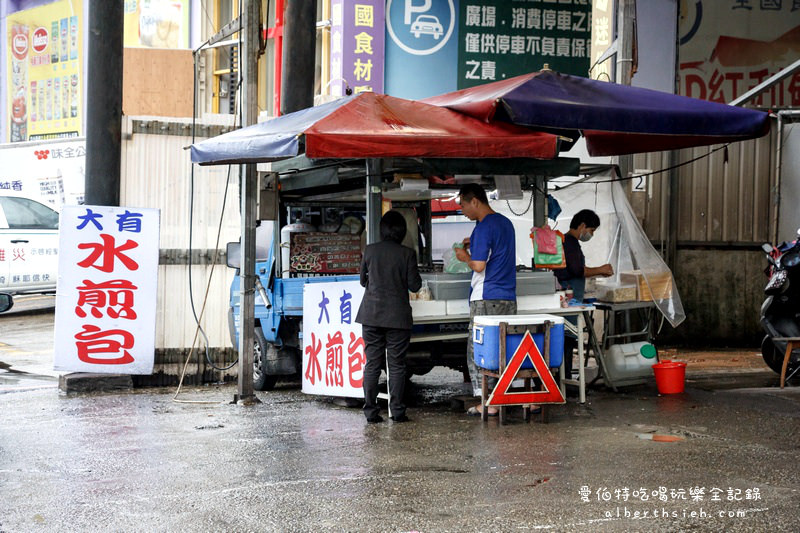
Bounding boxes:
[380,210,407,243]
[570,209,601,230]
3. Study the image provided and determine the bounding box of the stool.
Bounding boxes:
[478,321,556,425]
[774,337,800,388]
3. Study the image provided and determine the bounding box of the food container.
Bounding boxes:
[619,270,673,301]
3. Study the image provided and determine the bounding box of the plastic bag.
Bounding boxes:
[531,225,558,254]
[444,243,472,274]
[531,230,565,269]
[547,194,562,221]
[416,280,432,300]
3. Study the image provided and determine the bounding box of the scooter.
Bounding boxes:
[760,229,800,379]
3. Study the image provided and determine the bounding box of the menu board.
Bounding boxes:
[290,233,362,274]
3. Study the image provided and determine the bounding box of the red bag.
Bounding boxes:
[532,225,558,254]
[530,228,566,270]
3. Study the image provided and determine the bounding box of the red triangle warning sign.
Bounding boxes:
[487,330,566,406]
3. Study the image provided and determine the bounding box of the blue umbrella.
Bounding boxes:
[423,69,771,156]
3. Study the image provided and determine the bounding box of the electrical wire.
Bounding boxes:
[173,24,242,403]
[553,143,732,190]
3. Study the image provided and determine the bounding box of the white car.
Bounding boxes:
[411,14,443,39]
[0,196,59,294]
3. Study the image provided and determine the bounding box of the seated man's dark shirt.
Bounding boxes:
[554,233,584,287]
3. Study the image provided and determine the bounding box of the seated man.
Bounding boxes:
[554,209,614,380]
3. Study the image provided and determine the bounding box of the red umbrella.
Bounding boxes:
[192,92,561,164]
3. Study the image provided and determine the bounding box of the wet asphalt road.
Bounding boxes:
[1,299,800,532]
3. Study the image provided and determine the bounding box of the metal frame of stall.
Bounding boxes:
[238,155,639,406]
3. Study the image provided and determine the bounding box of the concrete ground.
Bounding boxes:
[1,295,799,532]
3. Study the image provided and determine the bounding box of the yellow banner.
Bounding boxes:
[124,0,190,49]
[6,0,82,142]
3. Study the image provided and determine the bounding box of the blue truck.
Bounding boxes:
[225,222,472,391]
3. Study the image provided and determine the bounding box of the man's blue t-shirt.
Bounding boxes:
[469,213,516,301]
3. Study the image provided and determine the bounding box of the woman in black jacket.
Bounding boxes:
[355,210,422,423]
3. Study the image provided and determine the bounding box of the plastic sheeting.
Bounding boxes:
[549,171,685,327]
[191,92,560,165]
[423,70,770,157]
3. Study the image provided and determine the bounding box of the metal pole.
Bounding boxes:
[366,159,383,244]
[236,0,261,404]
[281,0,317,114]
[533,176,546,228]
[773,113,784,245]
[614,0,636,186]
[272,0,285,116]
[85,0,123,206]
[665,11,680,269]
[666,150,679,268]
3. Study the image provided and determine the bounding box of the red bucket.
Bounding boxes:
[652,361,686,394]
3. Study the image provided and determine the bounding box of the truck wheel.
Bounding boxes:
[254,328,278,391]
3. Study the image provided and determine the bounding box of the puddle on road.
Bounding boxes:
[0,361,59,390]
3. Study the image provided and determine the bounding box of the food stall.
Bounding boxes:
[230,154,580,397]
[192,92,580,395]
[191,70,772,398]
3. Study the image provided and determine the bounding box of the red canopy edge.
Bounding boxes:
[305,132,559,159]
[584,130,768,157]
[304,92,559,159]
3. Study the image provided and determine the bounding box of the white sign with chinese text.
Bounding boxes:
[0,138,85,208]
[302,280,365,397]
[54,205,160,374]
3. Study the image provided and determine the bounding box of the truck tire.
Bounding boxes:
[253,327,278,391]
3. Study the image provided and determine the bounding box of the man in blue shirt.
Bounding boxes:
[455,183,517,417]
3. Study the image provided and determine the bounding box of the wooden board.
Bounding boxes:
[122,48,193,118]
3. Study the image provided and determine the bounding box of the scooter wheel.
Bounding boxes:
[761,335,799,375]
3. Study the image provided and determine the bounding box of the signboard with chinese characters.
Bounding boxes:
[590,0,615,81]
[330,0,385,96]
[302,280,366,397]
[457,0,591,89]
[54,205,160,374]
[5,0,83,142]
[290,233,361,273]
[0,137,85,208]
[679,0,800,106]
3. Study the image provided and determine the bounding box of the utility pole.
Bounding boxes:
[615,0,636,184]
[236,0,261,404]
[85,0,123,206]
[281,0,317,114]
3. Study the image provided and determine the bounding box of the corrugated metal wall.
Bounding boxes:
[120,117,242,383]
[633,122,777,245]
[629,123,778,346]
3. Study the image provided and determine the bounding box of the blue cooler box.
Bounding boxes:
[473,314,565,370]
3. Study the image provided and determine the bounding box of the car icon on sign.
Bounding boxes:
[410,14,443,39]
